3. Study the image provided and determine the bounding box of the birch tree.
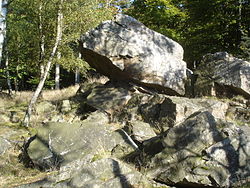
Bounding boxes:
[38,0,45,80]
[0,0,13,94]
[0,0,7,64]
[23,0,64,127]
[53,0,115,87]
[55,52,61,90]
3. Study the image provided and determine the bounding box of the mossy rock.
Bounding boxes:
[26,111,135,169]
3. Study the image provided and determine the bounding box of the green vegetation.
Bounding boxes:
[126,0,250,68]
[240,183,250,188]
[0,0,249,91]
[1,0,116,91]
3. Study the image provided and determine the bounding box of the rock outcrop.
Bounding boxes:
[20,81,250,188]
[14,16,250,188]
[146,111,250,187]
[79,14,187,96]
[19,110,169,188]
[194,52,250,99]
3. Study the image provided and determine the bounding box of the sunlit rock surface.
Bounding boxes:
[194,52,250,99]
[80,14,187,96]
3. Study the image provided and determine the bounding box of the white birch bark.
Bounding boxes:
[55,52,61,90]
[39,2,45,79]
[0,0,7,65]
[75,69,80,85]
[75,53,81,85]
[1,0,12,94]
[40,64,45,79]
[23,0,64,127]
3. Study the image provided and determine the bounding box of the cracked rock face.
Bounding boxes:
[146,111,250,188]
[80,14,187,96]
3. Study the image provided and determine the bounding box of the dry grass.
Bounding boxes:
[0,148,44,188]
[0,85,80,107]
[0,125,50,188]
[86,75,109,84]
[40,85,80,101]
[0,147,50,188]
[1,77,109,106]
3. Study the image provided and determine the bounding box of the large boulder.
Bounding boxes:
[79,14,187,96]
[146,111,250,187]
[194,52,250,99]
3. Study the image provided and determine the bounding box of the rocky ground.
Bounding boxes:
[0,86,80,187]
[1,14,250,188]
[0,80,249,188]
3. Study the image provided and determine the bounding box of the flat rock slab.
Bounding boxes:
[27,111,135,169]
[86,84,132,115]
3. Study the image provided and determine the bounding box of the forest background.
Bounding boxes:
[0,0,249,92]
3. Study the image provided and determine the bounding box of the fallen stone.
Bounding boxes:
[120,94,230,133]
[60,100,71,113]
[127,120,157,142]
[86,84,132,115]
[17,157,170,188]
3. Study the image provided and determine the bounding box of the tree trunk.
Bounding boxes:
[75,69,80,85]
[23,0,64,127]
[40,64,45,80]
[14,77,18,92]
[1,0,12,94]
[75,53,81,85]
[39,2,45,80]
[5,54,12,94]
[55,52,61,90]
[0,0,7,66]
